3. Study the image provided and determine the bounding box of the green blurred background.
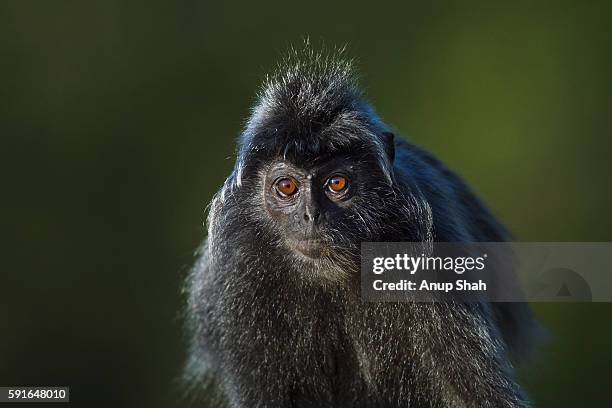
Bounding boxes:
[1,1,611,407]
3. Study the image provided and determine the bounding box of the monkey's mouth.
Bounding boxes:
[290,239,326,259]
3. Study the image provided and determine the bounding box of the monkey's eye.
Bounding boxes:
[275,177,298,197]
[327,175,348,193]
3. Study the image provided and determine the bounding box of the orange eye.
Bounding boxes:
[327,175,348,193]
[275,177,298,197]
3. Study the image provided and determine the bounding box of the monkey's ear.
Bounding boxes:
[381,131,395,163]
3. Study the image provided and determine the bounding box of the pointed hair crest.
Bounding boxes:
[234,47,393,188]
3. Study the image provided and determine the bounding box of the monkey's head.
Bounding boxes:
[216,51,431,278]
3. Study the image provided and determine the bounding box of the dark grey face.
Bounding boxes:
[263,158,355,259]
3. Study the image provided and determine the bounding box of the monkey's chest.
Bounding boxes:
[292,308,375,391]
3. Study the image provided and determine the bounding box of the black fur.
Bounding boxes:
[186,49,537,407]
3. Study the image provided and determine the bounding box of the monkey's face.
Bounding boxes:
[262,154,396,261]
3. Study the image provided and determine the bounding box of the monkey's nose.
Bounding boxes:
[303,208,321,223]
